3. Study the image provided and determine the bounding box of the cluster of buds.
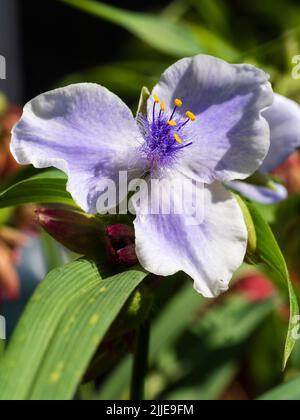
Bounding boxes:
[36,206,138,266]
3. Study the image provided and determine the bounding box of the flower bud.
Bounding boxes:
[36,207,105,258]
[234,194,259,264]
[136,86,150,117]
[106,224,138,266]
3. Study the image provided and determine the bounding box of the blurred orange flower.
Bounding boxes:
[0,103,35,301]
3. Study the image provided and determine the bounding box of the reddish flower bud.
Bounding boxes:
[106,224,135,240]
[36,207,105,258]
[106,224,137,266]
[117,244,138,265]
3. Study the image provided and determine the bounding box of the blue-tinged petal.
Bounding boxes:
[228,180,287,204]
[11,84,144,213]
[261,93,300,173]
[151,55,273,183]
[133,174,247,298]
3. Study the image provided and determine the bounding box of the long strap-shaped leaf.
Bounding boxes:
[28,268,147,400]
[59,0,202,57]
[245,201,299,369]
[258,375,300,400]
[0,170,76,209]
[59,0,238,60]
[0,259,99,399]
[0,259,147,400]
[97,283,204,399]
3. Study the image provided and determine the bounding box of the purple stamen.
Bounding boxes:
[178,119,190,130]
[138,98,195,172]
[152,102,157,123]
[169,106,177,121]
[174,142,193,150]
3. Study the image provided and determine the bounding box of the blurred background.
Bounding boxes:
[1,0,300,400]
[1,0,300,103]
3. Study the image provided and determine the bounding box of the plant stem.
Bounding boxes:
[130,320,151,400]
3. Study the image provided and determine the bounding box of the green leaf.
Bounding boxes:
[0,319,5,359]
[0,341,4,360]
[28,268,148,400]
[0,170,77,209]
[59,0,238,59]
[40,231,67,271]
[246,201,299,369]
[162,296,275,400]
[273,194,300,274]
[0,165,42,191]
[137,86,151,117]
[234,195,257,261]
[0,259,147,400]
[190,0,230,34]
[0,259,101,400]
[97,282,204,399]
[0,92,8,116]
[258,375,300,400]
[0,207,14,225]
[187,22,240,61]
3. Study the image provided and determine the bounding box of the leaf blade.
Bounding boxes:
[0,170,76,209]
[28,268,148,400]
[0,259,102,400]
[59,0,238,60]
[0,258,147,400]
[246,201,299,369]
[258,375,300,400]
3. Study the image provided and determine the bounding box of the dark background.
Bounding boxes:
[21,0,170,100]
[1,0,298,102]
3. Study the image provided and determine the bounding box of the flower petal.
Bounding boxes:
[11,83,143,213]
[261,93,300,172]
[151,55,273,183]
[133,174,247,298]
[228,180,287,204]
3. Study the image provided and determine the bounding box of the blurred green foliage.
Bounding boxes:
[57,0,300,400]
[59,0,300,103]
[1,0,300,401]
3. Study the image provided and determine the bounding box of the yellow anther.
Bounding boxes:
[174,98,183,107]
[167,120,177,126]
[186,111,196,122]
[160,102,165,112]
[174,134,183,144]
[153,95,160,104]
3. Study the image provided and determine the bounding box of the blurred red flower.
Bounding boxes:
[273,151,300,195]
[235,272,276,303]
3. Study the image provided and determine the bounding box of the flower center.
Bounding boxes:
[138,96,196,173]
